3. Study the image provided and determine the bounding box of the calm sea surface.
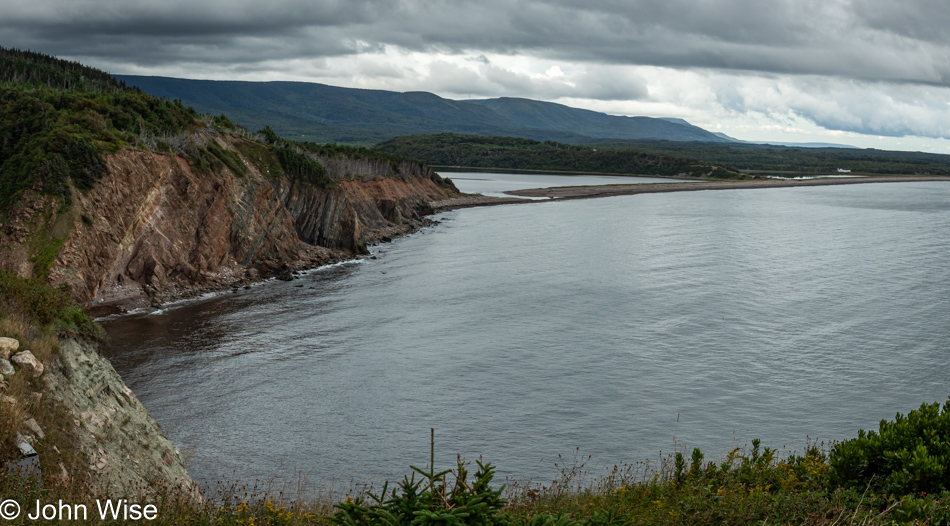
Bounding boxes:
[101,176,950,491]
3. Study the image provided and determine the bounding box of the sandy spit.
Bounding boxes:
[432,176,950,211]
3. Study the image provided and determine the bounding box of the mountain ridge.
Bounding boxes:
[115,75,731,145]
[466,97,729,142]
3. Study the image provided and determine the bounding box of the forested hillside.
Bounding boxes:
[375,134,741,179]
[115,75,733,145]
[466,97,729,142]
[0,47,201,210]
[605,141,950,176]
[0,48,435,213]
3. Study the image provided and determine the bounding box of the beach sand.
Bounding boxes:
[432,176,950,211]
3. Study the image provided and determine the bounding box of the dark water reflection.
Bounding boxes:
[103,181,950,490]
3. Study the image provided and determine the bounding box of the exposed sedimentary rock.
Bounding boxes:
[0,337,18,359]
[46,338,199,497]
[0,137,457,496]
[0,135,457,311]
[11,351,43,378]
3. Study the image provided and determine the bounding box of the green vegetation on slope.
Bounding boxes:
[114,75,559,146]
[466,97,729,142]
[0,271,100,341]
[0,47,128,93]
[252,126,333,186]
[374,134,742,179]
[252,126,456,188]
[0,82,199,210]
[604,141,950,176]
[0,271,100,475]
[1,47,395,214]
[0,47,202,210]
[8,401,950,524]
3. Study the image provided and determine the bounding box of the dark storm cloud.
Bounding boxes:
[361,0,950,85]
[0,0,390,64]
[853,0,950,43]
[4,0,950,83]
[4,0,950,141]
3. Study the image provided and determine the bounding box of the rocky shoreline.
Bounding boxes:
[429,194,537,210]
[139,175,950,313]
[88,219,439,317]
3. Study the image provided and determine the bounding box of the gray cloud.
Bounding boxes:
[3,0,950,142]
[702,73,950,138]
[419,59,649,102]
[5,0,950,83]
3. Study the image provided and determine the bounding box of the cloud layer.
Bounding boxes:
[4,0,950,148]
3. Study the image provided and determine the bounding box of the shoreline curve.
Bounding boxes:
[432,176,950,211]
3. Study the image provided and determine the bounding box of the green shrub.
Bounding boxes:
[0,271,101,341]
[256,126,332,186]
[830,399,950,496]
[0,83,198,211]
[331,459,507,526]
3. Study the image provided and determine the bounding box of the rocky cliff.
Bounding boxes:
[0,134,459,312]
[0,133,458,498]
[48,338,199,496]
[2,328,198,499]
[0,48,462,505]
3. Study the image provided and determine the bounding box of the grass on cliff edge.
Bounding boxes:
[9,401,950,524]
[0,271,103,503]
[0,439,941,526]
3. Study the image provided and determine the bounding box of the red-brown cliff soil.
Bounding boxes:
[0,135,459,312]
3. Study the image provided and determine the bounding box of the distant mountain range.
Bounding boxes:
[463,98,728,142]
[707,131,858,149]
[115,75,734,145]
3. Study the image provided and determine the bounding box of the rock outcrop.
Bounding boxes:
[0,132,457,499]
[0,337,18,359]
[10,351,43,378]
[2,335,198,498]
[0,134,458,311]
[47,338,198,497]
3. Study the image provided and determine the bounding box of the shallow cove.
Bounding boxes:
[102,180,950,491]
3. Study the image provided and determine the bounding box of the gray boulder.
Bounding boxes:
[0,337,18,360]
[11,351,44,378]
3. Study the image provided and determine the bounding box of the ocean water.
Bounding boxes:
[101,178,950,491]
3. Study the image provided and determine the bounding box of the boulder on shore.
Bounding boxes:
[0,337,18,360]
[11,351,43,378]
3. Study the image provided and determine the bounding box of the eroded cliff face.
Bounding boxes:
[277,172,455,254]
[0,134,458,311]
[0,134,458,497]
[47,338,199,497]
[51,148,302,309]
[1,332,199,498]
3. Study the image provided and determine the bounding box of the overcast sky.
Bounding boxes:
[4,0,950,152]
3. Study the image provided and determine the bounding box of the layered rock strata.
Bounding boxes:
[0,136,458,311]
